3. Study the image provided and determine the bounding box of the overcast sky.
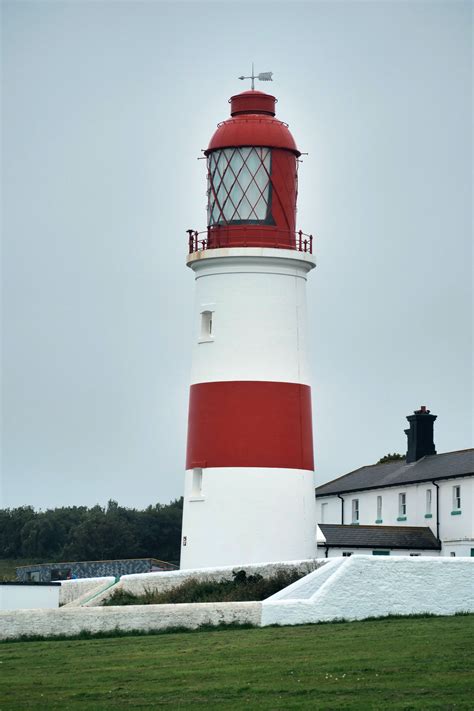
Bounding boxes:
[1,0,472,510]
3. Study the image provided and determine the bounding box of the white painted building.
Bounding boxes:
[316,408,474,557]
[0,582,60,610]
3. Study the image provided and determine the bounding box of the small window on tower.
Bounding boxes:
[200,310,214,342]
[191,468,203,498]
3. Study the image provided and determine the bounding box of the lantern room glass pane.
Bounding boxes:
[207,147,272,225]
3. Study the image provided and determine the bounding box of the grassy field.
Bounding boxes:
[1,615,473,709]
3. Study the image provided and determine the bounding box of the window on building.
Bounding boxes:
[351,499,359,524]
[200,311,213,340]
[398,492,407,517]
[450,552,456,557]
[426,489,432,515]
[453,485,461,510]
[410,553,420,557]
[376,495,382,521]
[191,468,203,498]
[372,550,390,556]
[342,552,352,557]
[320,502,328,523]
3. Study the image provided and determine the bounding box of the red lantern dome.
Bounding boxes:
[203,90,302,250]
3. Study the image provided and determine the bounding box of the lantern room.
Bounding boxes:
[187,90,313,254]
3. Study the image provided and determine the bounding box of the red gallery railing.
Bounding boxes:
[187,228,314,255]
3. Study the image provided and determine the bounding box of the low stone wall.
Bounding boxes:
[261,556,474,626]
[87,559,322,606]
[2,557,473,640]
[0,601,262,641]
[59,578,115,606]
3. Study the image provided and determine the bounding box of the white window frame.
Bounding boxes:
[426,489,432,515]
[190,468,204,500]
[320,502,328,523]
[398,492,407,517]
[376,495,382,521]
[199,306,215,344]
[351,499,359,524]
[453,485,461,510]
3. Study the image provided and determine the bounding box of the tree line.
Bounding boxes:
[0,498,183,564]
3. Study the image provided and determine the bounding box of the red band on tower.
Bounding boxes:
[186,381,314,471]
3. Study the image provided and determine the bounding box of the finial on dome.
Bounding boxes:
[238,62,273,90]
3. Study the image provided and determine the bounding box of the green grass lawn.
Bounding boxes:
[1,615,473,709]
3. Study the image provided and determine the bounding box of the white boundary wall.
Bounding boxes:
[2,558,472,639]
[0,602,262,641]
[262,555,474,626]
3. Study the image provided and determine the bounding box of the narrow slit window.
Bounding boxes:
[191,468,203,497]
[320,502,328,523]
[376,495,382,521]
[200,311,213,340]
[426,489,432,515]
[399,492,407,517]
[453,485,461,510]
[351,499,359,524]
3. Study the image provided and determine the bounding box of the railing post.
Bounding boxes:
[298,230,302,252]
[309,235,313,254]
[187,229,194,254]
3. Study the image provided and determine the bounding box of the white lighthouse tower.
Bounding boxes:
[180,85,317,569]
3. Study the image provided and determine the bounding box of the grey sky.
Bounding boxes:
[2,0,472,510]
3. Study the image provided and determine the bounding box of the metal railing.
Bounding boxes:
[187,228,314,255]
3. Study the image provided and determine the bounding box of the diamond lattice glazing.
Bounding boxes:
[207,147,272,225]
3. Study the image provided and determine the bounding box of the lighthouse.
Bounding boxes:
[180,84,317,569]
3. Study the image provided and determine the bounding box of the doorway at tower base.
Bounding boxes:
[180,467,317,570]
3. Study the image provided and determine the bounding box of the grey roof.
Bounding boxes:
[316,449,474,497]
[319,524,441,550]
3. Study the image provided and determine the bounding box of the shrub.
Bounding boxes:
[104,568,304,606]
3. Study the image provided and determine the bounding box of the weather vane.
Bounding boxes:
[238,63,273,90]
